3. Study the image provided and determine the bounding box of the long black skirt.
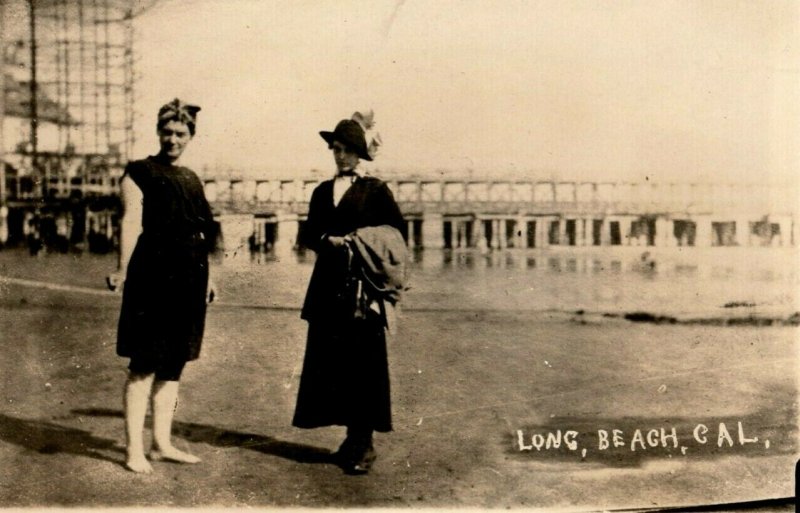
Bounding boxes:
[292,317,392,432]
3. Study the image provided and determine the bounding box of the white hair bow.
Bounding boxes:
[352,110,382,160]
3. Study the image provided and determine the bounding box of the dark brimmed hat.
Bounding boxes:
[319,119,373,161]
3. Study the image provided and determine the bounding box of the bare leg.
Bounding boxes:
[124,372,155,473]
[150,380,200,464]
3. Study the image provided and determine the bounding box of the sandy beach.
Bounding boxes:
[0,248,796,510]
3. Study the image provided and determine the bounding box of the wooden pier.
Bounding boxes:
[203,176,798,255]
[1,171,796,255]
[0,152,123,252]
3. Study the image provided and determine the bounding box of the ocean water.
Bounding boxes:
[215,245,799,317]
[0,244,796,317]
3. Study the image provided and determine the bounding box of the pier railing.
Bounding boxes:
[4,176,120,203]
[2,172,797,250]
[2,151,124,205]
[5,171,794,217]
[201,177,798,217]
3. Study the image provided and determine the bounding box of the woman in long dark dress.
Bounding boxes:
[293,113,405,474]
[107,99,216,473]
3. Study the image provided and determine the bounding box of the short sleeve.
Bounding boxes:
[122,160,150,190]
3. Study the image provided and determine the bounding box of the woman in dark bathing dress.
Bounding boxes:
[108,99,216,473]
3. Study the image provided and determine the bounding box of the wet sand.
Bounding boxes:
[0,249,796,509]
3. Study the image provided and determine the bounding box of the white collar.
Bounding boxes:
[334,167,363,180]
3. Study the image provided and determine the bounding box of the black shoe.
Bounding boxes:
[342,445,376,475]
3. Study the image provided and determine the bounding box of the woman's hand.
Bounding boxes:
[326,235,347,248]
[106,271,125,292]
[206,278,217,304]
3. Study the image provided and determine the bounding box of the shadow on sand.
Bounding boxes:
[0,413,123,465]
[71,408,334,465]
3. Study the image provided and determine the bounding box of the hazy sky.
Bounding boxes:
[126,0,798,183]
[6,0,800,183]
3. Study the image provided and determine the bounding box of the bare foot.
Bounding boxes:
[125,454,154,474]
[150,447,201,464]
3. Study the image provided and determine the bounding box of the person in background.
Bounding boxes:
[25,210,43,255]
[0,205,9,249]
[292,111,407,475]
[107,99,216,473]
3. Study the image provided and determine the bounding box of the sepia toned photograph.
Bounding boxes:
[0,0,797,510]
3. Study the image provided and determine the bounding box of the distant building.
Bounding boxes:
[3,41,88,177]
